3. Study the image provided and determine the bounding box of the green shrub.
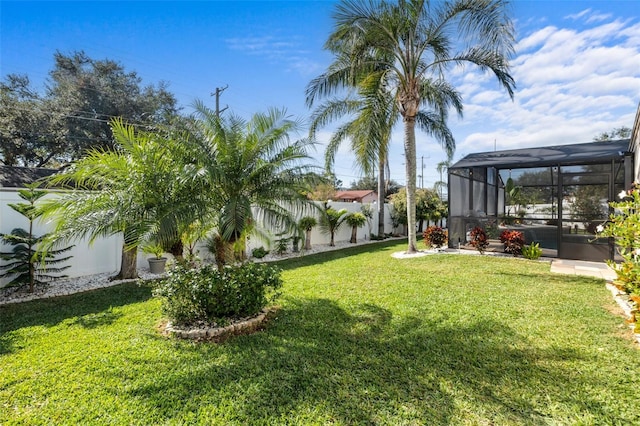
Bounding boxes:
[252,246,269,259]
[153,262,282,326]
[522,242,542,260]
[275,237,289,255]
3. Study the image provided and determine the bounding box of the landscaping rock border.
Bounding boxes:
[163,307,275,342]
[606,283,640,344]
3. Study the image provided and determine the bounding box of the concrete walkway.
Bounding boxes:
[550,258,616,280]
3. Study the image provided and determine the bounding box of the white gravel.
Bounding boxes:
[0,268,162,306]
[0,237,405,306]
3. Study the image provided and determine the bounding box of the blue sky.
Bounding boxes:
[1,0,639,188]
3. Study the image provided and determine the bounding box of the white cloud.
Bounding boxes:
[565,9,592,21]
[565,8,612,24]
[449,13,640,161]
[225,34,320,76]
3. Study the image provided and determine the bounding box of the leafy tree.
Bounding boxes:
[388,188,408,235]
[345,212,367,243]
[349,175,401,197]
[415,188,442,231]
[0,75,66,167]
[307,172,340,201]
[307,0,515,253]
[594,126,631,142]
[0,51,179,167]
[320,206,349,246]
[0,184,73,292]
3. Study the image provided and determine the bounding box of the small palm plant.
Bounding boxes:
[320,207,348,246]
[0,184,73,293]
[299,216,318,250]
[345,212,367,244]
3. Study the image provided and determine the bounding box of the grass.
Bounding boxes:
[1,239,639,425]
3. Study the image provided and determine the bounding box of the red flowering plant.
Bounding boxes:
[469,226,489,254]
[499,229,525,256]
[423,226,448,249]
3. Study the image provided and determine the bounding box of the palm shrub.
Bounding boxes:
[345,212,367,243]
[40,119,202,280]
[423,226,447,249]
[184,102,321,268]
[500,230,525,256]
[152,262,282,326]
[0,184,73,292]
[522,242,542,260]
[299,216,318,250]
[469,227,489,254]
[320,207,349,246]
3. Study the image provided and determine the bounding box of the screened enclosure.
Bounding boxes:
[448,140,633,261]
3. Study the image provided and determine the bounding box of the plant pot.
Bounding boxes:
[148,257,167,274]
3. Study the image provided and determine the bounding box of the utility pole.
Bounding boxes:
[211,85,229,117]
[420,156,425,189]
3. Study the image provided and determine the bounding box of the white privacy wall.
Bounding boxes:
[0,189,122,287]
[245,201,397,254]
[1,190,398,287]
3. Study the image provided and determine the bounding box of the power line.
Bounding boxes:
[211,85,229,117]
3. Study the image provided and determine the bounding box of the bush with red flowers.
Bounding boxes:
[469,227,489,254]
[423,226,448,248]
[500,229,525,256]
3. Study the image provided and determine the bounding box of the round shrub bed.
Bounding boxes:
[152,262,282,335]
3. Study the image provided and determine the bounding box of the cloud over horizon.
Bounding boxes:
[451,9,639,159]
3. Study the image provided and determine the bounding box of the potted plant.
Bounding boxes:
[142,243,167,274]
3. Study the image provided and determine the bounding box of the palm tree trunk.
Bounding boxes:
[114,246,138,280]
[169,240,184,261]
[350,226,357,243]
[377,155,385,237]
[305,229,312,250]
[404,116,418,253]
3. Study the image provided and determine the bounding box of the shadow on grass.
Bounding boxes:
[124,297,621,424]
[0,282,152,355]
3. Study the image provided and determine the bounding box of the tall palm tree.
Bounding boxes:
[435,159,451,199]
[185,101,320,267]
[307,0,515,253]
[309,71,396,238]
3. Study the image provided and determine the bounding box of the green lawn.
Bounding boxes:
[1,240,638,425]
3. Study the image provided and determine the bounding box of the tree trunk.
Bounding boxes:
[305,229,312,250]
[350,226,357,243]
[403,116,418,253]
[330,231,335,246]
[169,240,184,261]
[377,155,385,237]
[113,245,138,280]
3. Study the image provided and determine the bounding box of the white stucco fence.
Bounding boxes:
[1,190,397,287]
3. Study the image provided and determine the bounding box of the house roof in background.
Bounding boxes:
[450,140,632,170]
[0,166,58,188]
[334,190,376,201]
